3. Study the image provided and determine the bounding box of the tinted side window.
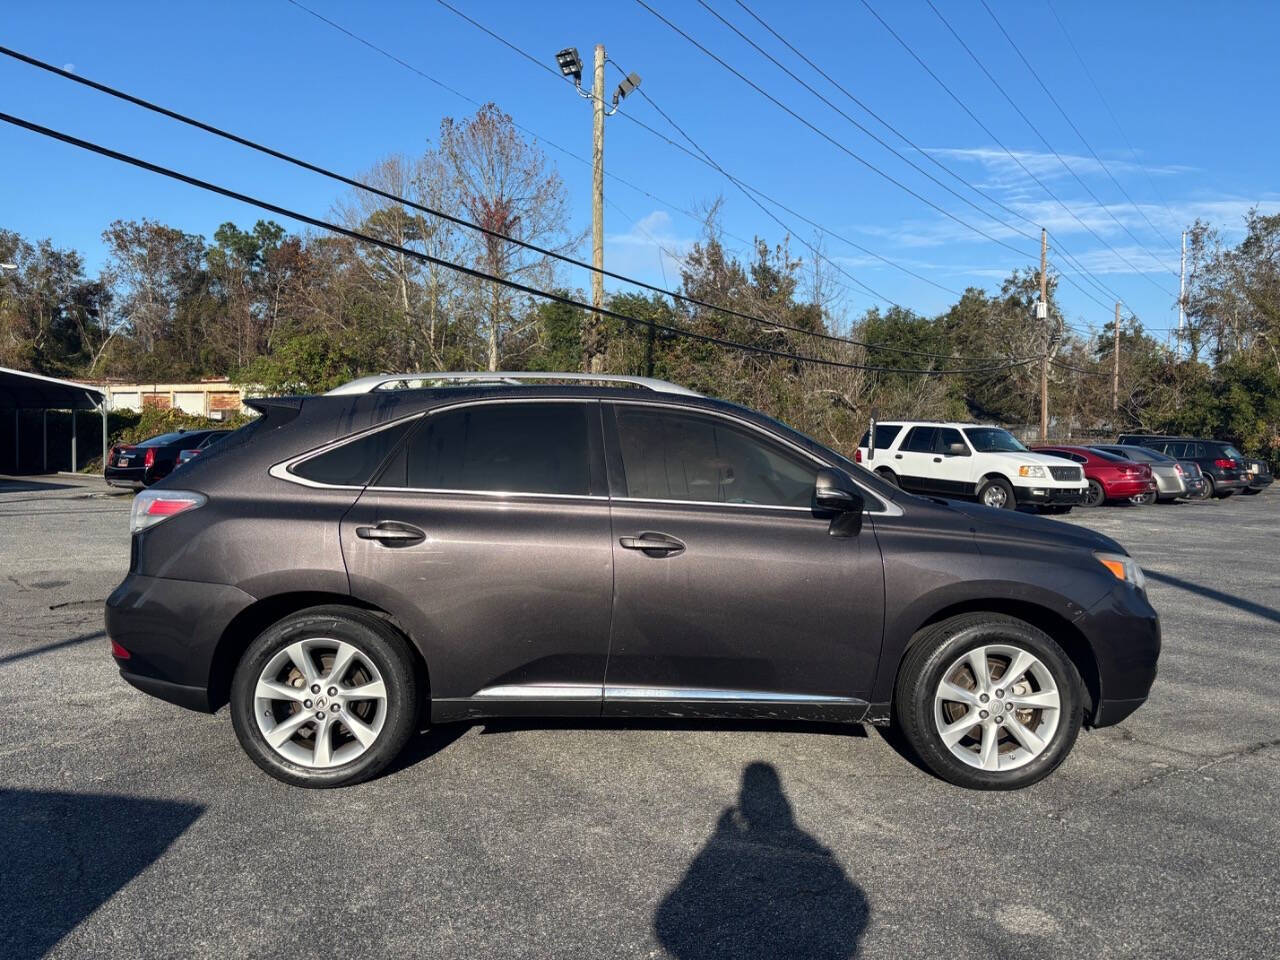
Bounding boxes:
[934,427,965,453]
[398,402,591,495]
[615,408,817,508]
[901,427,938,453]
[292,420,415,487]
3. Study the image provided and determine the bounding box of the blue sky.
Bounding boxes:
[3,0,1278,341]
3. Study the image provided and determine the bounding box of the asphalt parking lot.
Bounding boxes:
[2,475,1277,960]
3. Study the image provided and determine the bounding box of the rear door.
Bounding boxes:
[340,399,614,717]
[601,402,885,715]
[893,426,939,493]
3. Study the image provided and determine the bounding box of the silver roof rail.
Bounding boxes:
[324,371,701,397]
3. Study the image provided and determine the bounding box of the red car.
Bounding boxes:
[1032,445,1157,507]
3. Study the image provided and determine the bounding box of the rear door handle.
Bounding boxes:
[894,453,903,459]
[356,521,426,546]
[619,533,685,555]
[933,456,942,463]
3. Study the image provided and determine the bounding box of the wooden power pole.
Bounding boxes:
[586,43,607,374]
[1039,228,1049,442]
[1113,301,1121,414]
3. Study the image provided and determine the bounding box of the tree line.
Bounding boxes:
[2,103,1277,460]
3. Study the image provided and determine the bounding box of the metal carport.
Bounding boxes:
[0,366,107,474]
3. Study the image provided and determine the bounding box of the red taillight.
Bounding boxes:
[129,490,206,533]
[1174,463,1184,475]
[1213,458,1234,469]
[110,639,131,660]
[144,447,156,468]
[854,448,862,463]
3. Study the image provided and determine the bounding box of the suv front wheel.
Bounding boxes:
[894,613,1083,790]
[230,606,419,788]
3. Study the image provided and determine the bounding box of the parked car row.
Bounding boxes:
[856,421,1273,513]
[104,429,231,489]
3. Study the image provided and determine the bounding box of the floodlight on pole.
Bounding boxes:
[609,71,642,113]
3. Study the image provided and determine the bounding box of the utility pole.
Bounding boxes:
[1112,301,1121,415]
[1039,228,1049,442]
[553,46,642,375]
[589,44,606,374]
[1177,230,1186,361]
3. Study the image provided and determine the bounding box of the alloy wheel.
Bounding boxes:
[982,485,1007,508]
[254,637,388,768]
[933,644,1061,772]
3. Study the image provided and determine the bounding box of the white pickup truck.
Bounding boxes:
[856,421,1088,511]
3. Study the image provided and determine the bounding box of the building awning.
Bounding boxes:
[0,366,105,411]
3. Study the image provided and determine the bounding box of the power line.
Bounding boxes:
[428,0,972,306]
[1,44,1017,364]
[1044,0,1183,243]
[289,0,962,315]
[855,0,1155,311]
[923,0,1178,295]
[0,110,1039,378]
[980,0,1180,257]
[633,0,1041,263]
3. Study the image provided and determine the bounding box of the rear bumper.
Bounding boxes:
[1101,477,1156,498]
[105,572,256,713]
[1247,473,1273,490]
[104,465,147,489]
[1013,485,1085,505]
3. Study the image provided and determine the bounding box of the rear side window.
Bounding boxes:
[392,402,591,495]
[615,407,817,508]
[934,427,966,453]
[901,427,938,453]
[859,424,904,450]
[1161,442,1185,457]
[291,420,415,487]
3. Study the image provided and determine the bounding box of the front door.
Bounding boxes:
[930,426,975,497]
[601,403,885,718]
[340,399,614,720]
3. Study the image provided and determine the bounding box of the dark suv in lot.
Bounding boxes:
[106,373,1160,791]
[1117,434,1256,498]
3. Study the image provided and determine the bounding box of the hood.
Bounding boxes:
[983,450,1078,468]
[936,498,1126,555]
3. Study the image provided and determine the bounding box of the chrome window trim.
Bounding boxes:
[271,393,904,517]
[269,413,426,489]
[608,397,901,517]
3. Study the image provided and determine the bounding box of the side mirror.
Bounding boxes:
[947,442,969,457]
[814,469,864,537]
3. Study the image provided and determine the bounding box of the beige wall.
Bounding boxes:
[102,382,247,419]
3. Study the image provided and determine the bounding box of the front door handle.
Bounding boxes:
[894,453,903,459]
[619,532,685,555]
[356,521,426,546]
[933,456,943,463]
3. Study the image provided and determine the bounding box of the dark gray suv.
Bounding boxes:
[106,373,1160,790]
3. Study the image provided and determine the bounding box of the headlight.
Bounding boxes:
[1094,551,1146,590]
[1018,464,1046,478]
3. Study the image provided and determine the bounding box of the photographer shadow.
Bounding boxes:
[655,762,869,959]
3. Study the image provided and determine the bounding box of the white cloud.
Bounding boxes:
[603,209,692,284]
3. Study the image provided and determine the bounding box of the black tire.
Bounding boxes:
[1241,486,1260,495]
[893,613,1083,790]
[875,467,899,488]
[977,477,1016,510]
[1202,475,1216,499]
[1131,491,1156,505]
[1084,479,1106,508]
[230,605,419,788]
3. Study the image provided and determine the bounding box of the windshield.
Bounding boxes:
[963,427,1028,453]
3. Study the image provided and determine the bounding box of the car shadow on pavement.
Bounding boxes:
[1145,570,1280,625]
[0,629,106,667]
[0,477,78,494]
[654,762,869,960]
[0,789,203,960]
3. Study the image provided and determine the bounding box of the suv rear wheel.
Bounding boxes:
[894,613,1083,790]
[230,606,419,788]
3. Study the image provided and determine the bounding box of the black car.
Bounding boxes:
[104,428,221,489]
[175,429,233,468]
[106,373,1160,791]
[1116,434,1252,498]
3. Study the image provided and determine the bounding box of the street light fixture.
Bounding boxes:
[555,47,583,84]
